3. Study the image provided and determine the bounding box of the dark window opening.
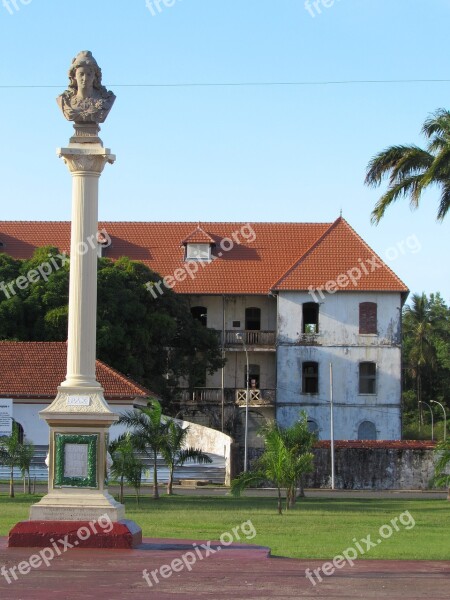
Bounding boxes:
[245,307,261,331]
[302,362,319,394]
[359,302,377,334]
[359,362,376,394]
[232,320,241,328]
[245,364,260,388]
[303,302,319,334]
[191,306,207,327]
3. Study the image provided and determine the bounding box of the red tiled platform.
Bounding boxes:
[8,520,142,549]
[0,536,448,600]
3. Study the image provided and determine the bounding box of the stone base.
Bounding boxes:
[8,519,142,549]
[29,491,125,522]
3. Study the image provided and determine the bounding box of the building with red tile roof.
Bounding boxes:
[0,341,150,446]
[0,218,408,443]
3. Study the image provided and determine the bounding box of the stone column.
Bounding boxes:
[29,142,125,523]
[60,146,114,390]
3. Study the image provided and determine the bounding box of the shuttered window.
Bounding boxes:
[359,302,377,334]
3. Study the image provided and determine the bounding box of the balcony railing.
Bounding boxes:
[235,388,276,407]
[224,330,276,347]
[178,387,275,407]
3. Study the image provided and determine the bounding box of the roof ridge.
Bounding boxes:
[271,219,337,289]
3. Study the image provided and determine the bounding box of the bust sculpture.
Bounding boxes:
[57,51,115,124]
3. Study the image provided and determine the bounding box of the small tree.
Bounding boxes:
[0,423,22,498]
[231,413,315,514]
[160,420,212,495]
[433,439,450,500]
[18,441,34,494]
[109,433,143,504]
[118,399,167,499]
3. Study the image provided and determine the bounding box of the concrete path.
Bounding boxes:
[0,537,448,599]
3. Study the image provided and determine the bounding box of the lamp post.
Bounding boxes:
[236,332,249,472]
[431,400,447,441]
[419,401,434,441]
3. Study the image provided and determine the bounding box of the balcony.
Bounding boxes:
[235,388,276,407]
[178,387,275,407]
[223,330,276,347]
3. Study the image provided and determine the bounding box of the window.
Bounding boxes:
[186,243,211,261]
[302,362,319,394]
[245,364,260,388]
[303,302,319,334]
[307,419,319,435]
[358,421,377,440]
[245,307,261,331]
[232,320,241,328]
[191,306,207,327]
[359,302,377,334]
[359,362,376,394]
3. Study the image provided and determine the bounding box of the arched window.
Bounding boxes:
[359,362,376,394]
[358,421,377,440]
[359,302,377,334]
[303,302,319,334]
[245,307,261,331]
[302,362,319,394]
[307,419,319,435]
[191,306,207,327]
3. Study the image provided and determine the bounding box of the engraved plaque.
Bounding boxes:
[67,395,91,407]
[64,443,88,478]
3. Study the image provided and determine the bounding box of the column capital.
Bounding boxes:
[57,146,115,174]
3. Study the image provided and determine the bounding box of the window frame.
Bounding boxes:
[359,361,377,395]
[359,302,377,335]
[302,361,319,394]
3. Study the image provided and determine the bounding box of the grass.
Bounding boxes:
[0,493,448,560]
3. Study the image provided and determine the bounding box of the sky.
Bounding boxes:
[0,0,449,302]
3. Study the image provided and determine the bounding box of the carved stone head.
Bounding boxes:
[57,51,116,125]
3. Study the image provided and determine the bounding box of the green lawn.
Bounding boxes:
[0,493,448,560]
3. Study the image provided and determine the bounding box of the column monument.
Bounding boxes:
[9,51,141,548]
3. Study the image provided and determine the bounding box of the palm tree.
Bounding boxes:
[0,422,22,498]
[160,420,212,495]
[109,433,143,504]
[403,294,438,420]
[433,439,450,500]
[231,413,315,514]
[118,399,167,499]
[18,441,34,494]
[365,108,450,223]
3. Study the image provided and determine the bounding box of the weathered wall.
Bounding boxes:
[304,442,437,490]
[276,291,403,440]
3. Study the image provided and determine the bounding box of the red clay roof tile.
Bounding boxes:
[0,220,408,295]
[0,342,151,400]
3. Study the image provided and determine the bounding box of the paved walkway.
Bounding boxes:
[0,537,448,599]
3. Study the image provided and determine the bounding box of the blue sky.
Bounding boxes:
[0,0,449,301]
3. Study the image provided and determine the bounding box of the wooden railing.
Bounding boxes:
[178,388,275,407]
[223,330,276,346]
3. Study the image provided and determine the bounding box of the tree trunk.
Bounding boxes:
[167,466,174,495]
[27,471,31,495]
[153,451,159,499]
[10,466,14,498]
[277,486,282,515]
[120,475,124,504]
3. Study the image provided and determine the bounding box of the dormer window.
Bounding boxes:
[186,243,211,261]
[182,225,215,262]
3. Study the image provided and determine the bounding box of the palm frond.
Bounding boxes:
[370,174,424,224]
[230,470,265,497]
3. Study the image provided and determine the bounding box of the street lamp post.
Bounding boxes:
[431,400,447,441]
[236,332,249,472]
[419,401,434,441]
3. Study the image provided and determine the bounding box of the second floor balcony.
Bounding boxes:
[222,329,276,348]
[178,387,276,408]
